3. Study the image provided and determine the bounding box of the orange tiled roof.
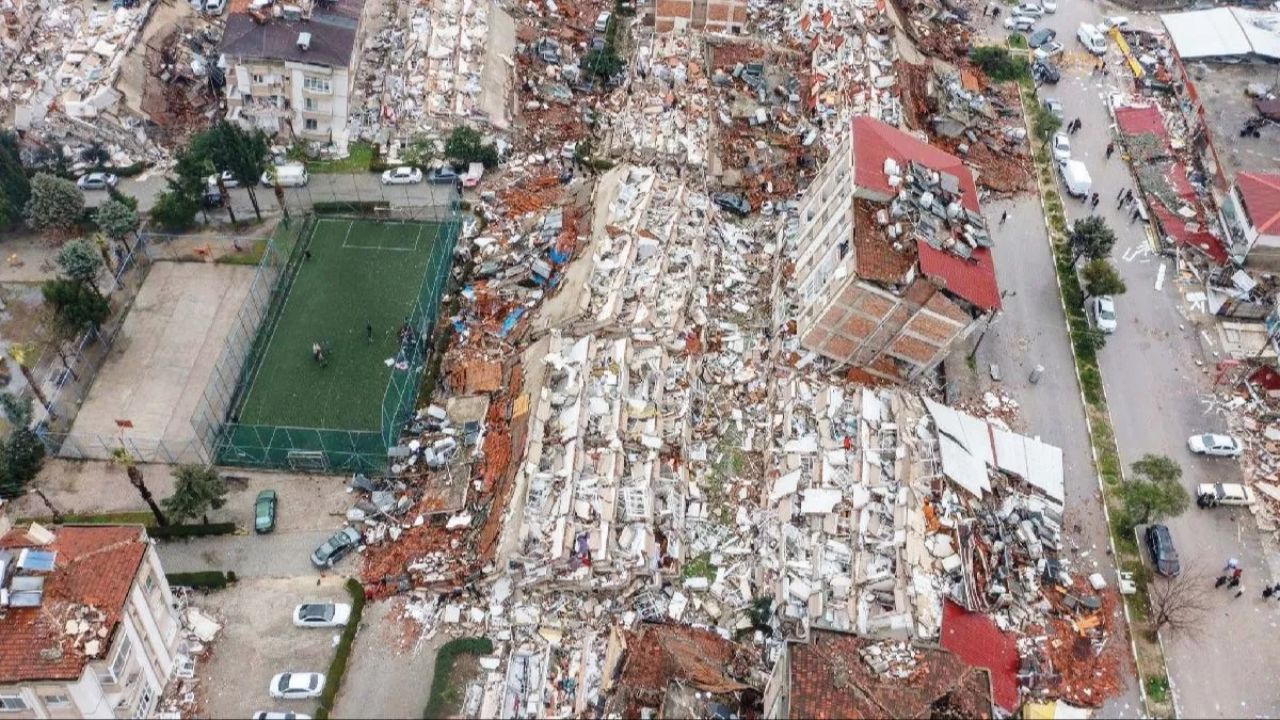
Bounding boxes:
[0,526,147,683]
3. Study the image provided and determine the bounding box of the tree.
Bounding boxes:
[25,173,84,233]
[1148,565,1211,638]
[444,126,500,169]
[0,131,30,229]
[94,199,140,248]
[582,47,625,81]
[0,394,45,498]
[190,122,270,221]
[1069,216,1117,264]
[1033,105,1062,143]
[41,278,109,331]
[402,135,438,168]
[1081,258,1127,297]
[7,344,52,418]
[1117,454,1189,528]
[80,142,109,167]
[969,46,1028,82]
[162,464,227,524]
[149,189,199,232]
[56,239,104,292]
[109,448,168,527]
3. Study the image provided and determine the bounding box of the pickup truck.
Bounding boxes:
[1196,482,1255,508]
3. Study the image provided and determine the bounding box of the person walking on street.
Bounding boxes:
[1089,193,1100,210]
[1000,210,1008,224]
[1130,206,1140,224]
[1116,187,1126,201]
[366,322,373,343]
[1105,141,1115,159]
[1124,189,1134,204]
[1226,557,1241,572]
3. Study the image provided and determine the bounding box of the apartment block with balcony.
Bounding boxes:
[0,515,181,720]
[219,0,369,153]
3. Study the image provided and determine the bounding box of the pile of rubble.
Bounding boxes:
[156,589,222,718]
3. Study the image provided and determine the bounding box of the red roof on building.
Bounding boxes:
[1114,104,1165,137]
[851,117,981,212]
[917,242,1002,311]
[1236,172,1280,236]
[940,601,1021,712]
[0,525,147,682]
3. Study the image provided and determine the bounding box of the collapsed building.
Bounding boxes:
[785,116,1001,383]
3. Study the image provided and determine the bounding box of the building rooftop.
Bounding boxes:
[221,0,364,68]
[0,525,147,683]
[851,116,981,213]
[788,629,993,719]
[610,624,756,718]
[1236,172,1280,236]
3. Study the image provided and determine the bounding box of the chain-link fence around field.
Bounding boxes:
[199,204,461,474]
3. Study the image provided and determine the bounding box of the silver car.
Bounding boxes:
[269,672,325,700]
[310,526,361,568]
[76,172,118,190]
[1187,433,1242,458]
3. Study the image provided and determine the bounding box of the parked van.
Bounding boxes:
[1077,23,1106,55]
[261,163,309,188]
[594,11,611,32]
[1059,159,1092,198]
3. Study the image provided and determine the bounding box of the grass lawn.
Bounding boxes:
[305,142,376,174]
[235,218,446,431]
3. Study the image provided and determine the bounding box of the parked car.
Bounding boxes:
[207,170,240,188]
[76,172,118,190]
[1077,22,1107,55]
[269,672,325,700]
[1059,159,1091,198]
[1187,433,1243,458]
[252,713,311,720]
[462,162,485,188]
[1145,524,1180,577]
[1040,0,1056,12]
[1032,59,1060,84]
[1004,14,1036,31]
[1034,41,1065,61]
[427,167,460,185]
[1015,2,1043,17]
[594,10,611,32]
[1101,15,1130,31]
[1086,295,1117,333]
[381,166,423,185]
[1051,132,1071,162]
[310,526,361,568]
[261,163,309,188]
[293,602,352,628]
[1027,27,1057,48]
[1041,97,1064,120]
[204,0,227,14]
[712,192,751,217]
[254,489,277,534]
[1196,482,1256,508]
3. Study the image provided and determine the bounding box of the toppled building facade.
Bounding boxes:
[787,117,1001,383]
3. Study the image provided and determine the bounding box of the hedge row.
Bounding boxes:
[315,579,366,719]
[424,637,494,719]
[166,571,237,589]
[312,201,390,214]
[148,522,237,540]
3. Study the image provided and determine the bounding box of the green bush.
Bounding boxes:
[104,161,148,178]
[166,570,237,589]
[970,46,1029,82]
[312,200,390,215]
[315,579,366,719]
[148,522,237,540]
[425,637,495,719]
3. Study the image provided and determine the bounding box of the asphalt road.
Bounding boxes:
[1018,3,1280,716]
[110,170,460,219]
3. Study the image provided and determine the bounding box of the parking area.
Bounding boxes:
[195,576,348,719]
[332,598,443,718]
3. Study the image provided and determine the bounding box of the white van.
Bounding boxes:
[1077,23,1106,55]
[594,11,611,32]
[261,163,309,188]
[1059,159,1092,198]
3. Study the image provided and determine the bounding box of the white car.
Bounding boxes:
[1051,132,1071,162]
[269,672,326,700]
[293,602,352,628]
[76,172,118,191]
[1187,433,1243,458]
[1196,482,1255,508]
[1101,15,1130,30]
[1004,14,1036,30]
[1086,295,1116,333]
[1034,41,1065,61]
[1041,0,1056,12]
[381,166,423,185]
[252,713,312,720]
[1015,2,1044,17]
[206,170,240,189]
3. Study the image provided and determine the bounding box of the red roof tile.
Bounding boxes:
[789,629,993,719]
[1236,172,1280,236]
[916,242,1001,311]
[853,200,917,283]
[0,526,147,683]
[852,117,981,212]
[611,624,755,717]
[1114,104,1165,137]
[940,601,1021,712]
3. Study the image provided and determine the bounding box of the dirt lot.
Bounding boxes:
[193,576,349,719]
[333,598,445,718]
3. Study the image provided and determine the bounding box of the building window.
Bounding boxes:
[304,118,319,131]
[304,97,317,111]
[132,686,153,720]
[252,73,264,84]
[303,76,331,94]
[41,693,70,709]
[143,571,156,596]
[100,634,132,683]
[0,696,27,712]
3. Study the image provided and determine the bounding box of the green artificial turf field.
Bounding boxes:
[234,218,445,431]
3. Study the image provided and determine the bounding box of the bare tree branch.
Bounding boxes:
[1148,565,1212,639]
